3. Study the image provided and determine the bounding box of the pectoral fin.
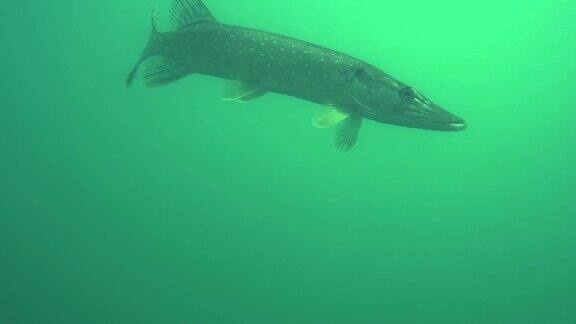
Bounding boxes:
[335,114,362,152]
[312,107,350,128]
[222,80,267,102]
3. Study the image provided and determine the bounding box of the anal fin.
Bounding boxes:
[144,56,189,88]
[222,80,267,102]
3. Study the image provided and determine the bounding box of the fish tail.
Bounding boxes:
[126,0,218,88]
[125,8,162,87]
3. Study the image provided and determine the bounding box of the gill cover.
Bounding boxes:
[348,66,388,117]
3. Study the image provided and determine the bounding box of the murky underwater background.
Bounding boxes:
[2,0,576,322]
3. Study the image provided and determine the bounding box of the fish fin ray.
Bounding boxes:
[236,90,268,102]
[170,0,217,30]
[312,107,350,128]
[335,114,362,152]
[222,80,267,102]
[126,8,162,87]
[143,56,189,88]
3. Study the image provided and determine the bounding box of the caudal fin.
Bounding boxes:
[125,8,162,87]
[126,0,218,87]
[125,63,141,87]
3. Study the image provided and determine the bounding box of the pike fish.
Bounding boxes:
[127,0,467,151]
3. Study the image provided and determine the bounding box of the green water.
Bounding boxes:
[2,0,575,323]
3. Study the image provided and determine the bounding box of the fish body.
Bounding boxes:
[163,24,361,111]
[127,0,466,151]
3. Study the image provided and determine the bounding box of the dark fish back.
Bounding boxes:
[161,23,362,107]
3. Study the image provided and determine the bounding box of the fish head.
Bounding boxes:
[348,65,466,131]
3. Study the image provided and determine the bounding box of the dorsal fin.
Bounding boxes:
[170,0,217,30]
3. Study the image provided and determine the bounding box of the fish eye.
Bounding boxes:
[400,87,415,100]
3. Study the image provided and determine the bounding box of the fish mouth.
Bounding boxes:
[415,108,467,132]
[426,104,467,131]
[424,119,468,131]
[446,121,467,131]
[383,115,468,131]
[386,118,468,131]
[377,103,468,131]
[398,103,468,131]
